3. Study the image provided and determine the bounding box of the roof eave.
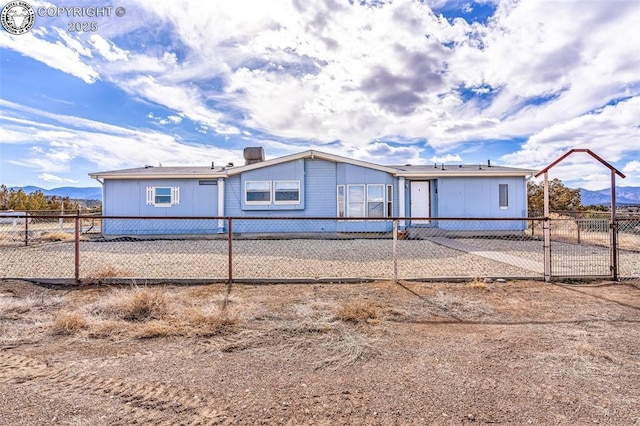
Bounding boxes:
[89,172,227,180]
[225,150,399,176]
[397,170,537,178]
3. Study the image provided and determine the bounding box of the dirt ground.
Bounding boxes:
[1,279,639,425]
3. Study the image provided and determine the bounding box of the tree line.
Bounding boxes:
[0,185,79,211]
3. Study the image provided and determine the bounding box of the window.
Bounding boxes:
[367,185,384,217]
[499,184,508,209]
[340,184,393,218]
[245,181,271,204]
[146,186,179,207]
[274,181,300,204]
[347,185,365,217]
[337,185,345,218]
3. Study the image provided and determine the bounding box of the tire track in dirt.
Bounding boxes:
[0,351,230,425]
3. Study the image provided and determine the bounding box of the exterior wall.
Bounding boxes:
[226,158,339,233]
[225,159,395,233]
[336,163,395,232]
[103,179,218,235]
[100,162,529,235]
[434,176,527,231]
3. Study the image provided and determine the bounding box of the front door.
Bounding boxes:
[410,181,430,225]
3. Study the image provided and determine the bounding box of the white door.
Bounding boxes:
[410,181,430,225]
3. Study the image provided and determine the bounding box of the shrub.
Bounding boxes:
[51,312,88,335]
[335,300,379,324]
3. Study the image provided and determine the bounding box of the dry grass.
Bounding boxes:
[40,231,76,241]
[87,266,134,279]
[88,287,169,322]
[334,299,380,324]
[51,312,88,335]
[180,307,239,336]
[468,278,489,290]
[0,293,67,345]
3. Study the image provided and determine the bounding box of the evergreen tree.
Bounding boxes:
[528,178,583,212]
[0,185,8,210]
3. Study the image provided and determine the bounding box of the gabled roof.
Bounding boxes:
[89,149,537,179]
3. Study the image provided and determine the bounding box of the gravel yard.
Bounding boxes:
[2,237,639,281]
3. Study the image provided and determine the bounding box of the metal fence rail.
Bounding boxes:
[1,214,639,283]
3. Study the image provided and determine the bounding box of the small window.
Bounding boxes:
[146,186,179,207]
[387,185,393,217]
[337,185,345,218]
[246,181,271,204]
[274,181,300,204]
[367,185,384,218]
[499,184,508,209]
[347,185,365,217]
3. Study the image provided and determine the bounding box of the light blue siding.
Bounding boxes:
[336,164,395,232]
[435,177,527,231]
[103,179,218,235]
[227,159,340,233]
[240,159,305,211]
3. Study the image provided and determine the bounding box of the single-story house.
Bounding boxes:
[89,148,536,235]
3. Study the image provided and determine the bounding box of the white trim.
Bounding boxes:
[146,186,180,207]
[367,184,385,218]
[337,185,345,219]
[217,178,225,231]
[171,187,180,205]
[499,183,509,209]
[398,177,405,226]
[347,184,365,218]
[226,150,399,176]
[245,180,271,205]
[273,180,301,205]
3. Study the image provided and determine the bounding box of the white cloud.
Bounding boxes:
[38,173,79,184]
[1,102,243,173]
[89,35,128,61]
[430,154,463,163]
[0,31,99,83]
[3,0,640,187]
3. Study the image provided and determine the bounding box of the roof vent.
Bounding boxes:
[243,146,265,165]
[487,159,492,167]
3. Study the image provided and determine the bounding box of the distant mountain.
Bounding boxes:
[11,186,102,201]
[580,186,640,206]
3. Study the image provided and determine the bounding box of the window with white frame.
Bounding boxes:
[245,181,271,204]
[347,185,365,217]
[274,181,300,204]
[337,185,345,218]
[341,184,393,218]
[367,185,385,217]
[146,186,180,207]
[499,184,508,209]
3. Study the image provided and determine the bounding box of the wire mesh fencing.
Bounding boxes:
[1,214,639,283]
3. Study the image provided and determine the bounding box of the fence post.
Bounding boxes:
[228,218,233,285]
[543,173,551,282]
[74,214,80,283]
[392,219,398,283]
[576,211,581,244]
[24,211,29,246]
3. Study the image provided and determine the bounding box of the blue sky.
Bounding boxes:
[1,0,639,190]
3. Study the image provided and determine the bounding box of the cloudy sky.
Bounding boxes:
[1,0,639,190]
